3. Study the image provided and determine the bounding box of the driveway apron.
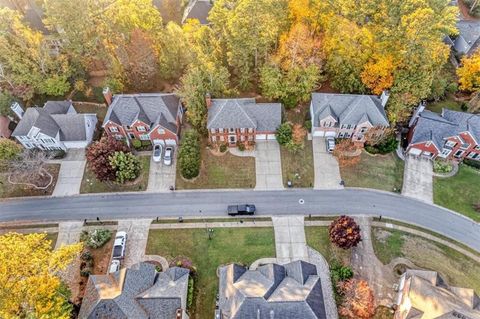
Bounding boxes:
[312,138,343,189]
[401,155,433,203]
[117,219,152,268]
[147,157,176,192]
[52,149,86,197]
[254,141,283,190]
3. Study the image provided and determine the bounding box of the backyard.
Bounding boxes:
[281,139,314,188]
[145,227,275,319]
[340,152,404,192]
[0,164,60,198]
[80,156,150,193]
[372,227,480,294]
[434,165,480,221]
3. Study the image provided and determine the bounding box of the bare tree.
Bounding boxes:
[8,150,54,189]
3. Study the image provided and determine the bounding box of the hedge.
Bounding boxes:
[179,130,201,179]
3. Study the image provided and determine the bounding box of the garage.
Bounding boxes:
[325,131,336,137]
[153,139,165,145]
[165,139,177,146]
[313,130,324,137]
[266,134,276,140]
[408,148,422,156]
[256,134,267,140]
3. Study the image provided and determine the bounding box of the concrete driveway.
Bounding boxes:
[117,219,152,268]
[272,216,308,263]
[254,141,283,190]
[52,149,86,197]
[402,155,433,203]
[312,138,343,189]
[147,157,176,192]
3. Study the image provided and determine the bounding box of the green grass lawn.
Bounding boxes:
[305,226,351,266]
[80,156,150,193]
[372,227,480,294]
[434,165,480,221]
[73,103,108,122]
[0,164,60,198]
[146,228,275,319]
[175,147,256,189]
[427,97,464,113]
[281,139,314,187]
[339,152,404,192]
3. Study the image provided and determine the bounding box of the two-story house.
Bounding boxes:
[309,91,390,144]
[407,105,480,161]
[11,101,97,151]
[102,89,183,146]
[206,96,282,147]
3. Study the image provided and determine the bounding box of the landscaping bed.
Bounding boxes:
[281,138,314,187]
[0,164,60,198]
[80,156,150,193]
[145,227,275,319]
[433,165,480,221]
[339,152,404,192]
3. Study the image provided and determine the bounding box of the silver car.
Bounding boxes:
[152,144,163,163]
[163,146,174,166]
[326,137,335,153]
[109,259,120,273]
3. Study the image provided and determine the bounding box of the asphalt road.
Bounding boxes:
[1,188,479,251]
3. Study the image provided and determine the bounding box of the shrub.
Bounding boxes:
[80,229,112,249]
[80,267,92,277]
[237,142,245,151]
[329,216,362,249]
[179,130,201,179]
[331,261,354,283]
[464,158,480,169]
[365,135,398,154]
[0,138,22,162]
[461,102,469,111]
[131,139,142,149]
[337,279,375,319]
[446,82,458,94]
[80,251,93,261]
[109,151,141,183]
[276,122,292,146]
[187,277,194,309]
[219,143,227,153]
[433,160,453,174]
[86,136,130,181]
[304,120,312,130]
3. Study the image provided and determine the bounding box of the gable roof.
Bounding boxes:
[44,101,72,114]
[182,0,213,25]
[218,260,327,319]
[103,93,180,133]
[79,263,189,319]
[453,20,480,55]
[410,109,480,149]
[207,98,282,131]
[311,93,389,127]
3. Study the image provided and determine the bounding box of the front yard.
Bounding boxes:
[281,139,314,187]
[145,227,275,319]
[0,164,60,198]
[305,226,351,266]
[175,145,256,189]
[339,152,404,192]
[80,156,150,193]
[433,165,480,221]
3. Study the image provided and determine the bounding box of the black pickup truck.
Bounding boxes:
[227,204,256,216]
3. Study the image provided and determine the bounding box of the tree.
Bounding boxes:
[8,150,55,189]
[109,151,141,184]
[158,22,192,81]
[0,232,82,319]
[332,140,361,167]
[338,279,376,319]
[329,215,362,249]
[178,130,201,179]
[276,122,293,146]
[0,138,22,163]
[360,55,396,95]
[0,91,13,116]
[457,51,480,92]
[86,136,130,182]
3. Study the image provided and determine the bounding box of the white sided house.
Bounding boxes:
[309,91,390,144]
[11,101,97,151]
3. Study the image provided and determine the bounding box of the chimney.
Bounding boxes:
[103,87,113,106]
[408,101,426,128]
[205,92,212,108]
[380,90,390,108]
[10,102,24,119]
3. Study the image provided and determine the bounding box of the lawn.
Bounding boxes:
[340,151,404,192]
[305,226,351,266]
[372,227,480,294]
[434,165,480,221]
[281,139,314,187]
[427,98,464,113]
[175,146,256,189]
[0,164,60,198]
[145,227,275,319]
[80,156,150,193]
[73,102,108,122]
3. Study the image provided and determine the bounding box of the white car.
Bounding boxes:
[152,144,163,163]
[163,146,174,166]
[112,231,127,259]
[109,259,120,273]
[326,137,335,153]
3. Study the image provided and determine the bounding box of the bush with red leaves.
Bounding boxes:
[85,136,130,181]
[329,215,362,249]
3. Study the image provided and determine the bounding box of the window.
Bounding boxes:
[229,136,236,143]
[467,152,479,159]
[219,128,224,133]
[137,126,146,132]
[360,127,367,133]
[240,128,245,133]
[210,129,216,133]
[248,135,254,141]
[454,150,464,157]
[128,133,135,139]
[220,136,224,142]
[126,125,131,130]
[115,135,123,140]
[229,128,235,133]
[109,127,118,133]
[240,135,245,142]
[475,145,480,151]
[140,134,149,141]
[248,128,254,133]
[345,133,352,138]
[338,132,344,138]
[212,135,217,142]
[440,149,452,157]
[157,128,165,135]
[445,140,456,148]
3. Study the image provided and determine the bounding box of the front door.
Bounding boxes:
[229,135,236,145]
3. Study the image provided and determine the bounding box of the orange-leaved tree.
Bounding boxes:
[338,279,376,319]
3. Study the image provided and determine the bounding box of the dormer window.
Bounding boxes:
[109,127,118,133]
[229,128,235,133]
[445,140,456,148]
[137,126,146,132]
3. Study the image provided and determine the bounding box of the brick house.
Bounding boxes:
[407,104,480,161]
[11,101,97,151]
[102,90,183,146]
[309,91,390,144]
[206,97,282,147]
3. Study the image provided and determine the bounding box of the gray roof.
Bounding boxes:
[453,20,480,55]
[182,0,213,24]
[103,93,180,133]
[12,101,89,141]
[410,109,480,150]
[311,93,389,128]
[79,263,189,319]
[218,260,326,319]
[207,98,282,131]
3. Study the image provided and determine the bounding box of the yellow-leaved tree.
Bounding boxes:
[457,51,480,92]
[0,233,82,319]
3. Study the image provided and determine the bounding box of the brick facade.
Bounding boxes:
[208,128,257,146]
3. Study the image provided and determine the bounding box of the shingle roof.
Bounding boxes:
[182,0,213,24]
[453,20,480,55]
[207,98,282,131]
[44,101,72,114]
[218,260,327,319]
[410,109,480,150]
[311,93,389,127]
[103,93,180,133]
[79,263,189,319]
[12,108,60,138]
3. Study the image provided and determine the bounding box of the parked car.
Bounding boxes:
[326,137,335,153]
[112,231,127,259]
[109,259,120,273]
[152,144,163,163]
[227,204,256,216]
[164,146,174,166]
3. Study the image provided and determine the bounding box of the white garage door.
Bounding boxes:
[256,134,267,140]
[408,148,422,156]
[165,139,177,146]
[325,131,336,137]
[266,134,276,140]
[313,130,324,137]
[153,139,165,145]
